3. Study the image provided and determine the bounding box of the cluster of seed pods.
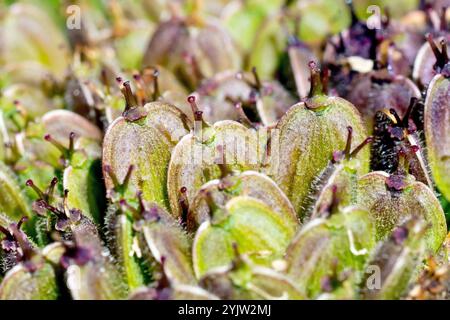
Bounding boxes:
[0,0,448,300]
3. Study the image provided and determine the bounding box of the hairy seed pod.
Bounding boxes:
[63,136,105,223]
[307,127,373,220]
[0,261,58,300]
[140,216,196,285]
[346,70,421,129]
[285,206,375,299]
[0,162,32,222]
[103,101,192,209]
[42,110,103,144]
[424,65,450,201]
[359,218,427,300]
[0,221,58,300]
[104,204,145,291]
[167,110,263,219]
[188,170,298,231]
[63,226,127,300]
[357,171,447,253]
[193,70,294,125]
[270,63,369,218]
[142,16,240,90]
[193,196,298,278]
[200,251,304,300]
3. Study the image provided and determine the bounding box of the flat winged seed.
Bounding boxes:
[270,98,369,218]
[103,102,191,208]
[0,262,58,300]
[425,74,450,201]
[285,207,375,299]
[141,217,196,285]
[167,120,262,219]
[193,196,298,278]
[42,110,102,143]
[357,171,447,253]
[360,219,427,300]
[0,162,32,221]
[188,171,298,231]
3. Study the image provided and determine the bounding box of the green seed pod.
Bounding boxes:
[167,98,263,219]
[129,258,219,300]
[199,248,304,300]
[188,170,298,231]
[103,93,192,208]
[104,203,146,291]
[193,69,294,125]
[0,162,32,221]
[270,62,369,218]
[0,261,58,300]
[193,196,298,277]
[1,84,55,119]
[138,204,196,285]
[142,13,240,90]
[63,135,105,223]
[42,110,103,144]
[308,127,373,220]
[424,44,450,201]
[359,218,427,300]
[357,171,447,253]
[285,206,375,299]
[1,3,70,84]
[0,220,58,300]
[62,226,127,300]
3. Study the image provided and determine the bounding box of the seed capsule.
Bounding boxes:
[104,203,146,291]
[0,220,58,300]
[199,248,304,300]
[270,62,369,218]
[357,171,447,253]
[103,100,192,209]
[424,49,450,201]
[308,127,373,220]
[63,227,127,300]
[63,136,105,223]
[193,196,298,277]
[285,206,375,299]
[142,15,240,90]
[0,162,32,222]
[359,218,427,300]
[167,102,263,219]
[139,204,196,285]
[188,170,298,231]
